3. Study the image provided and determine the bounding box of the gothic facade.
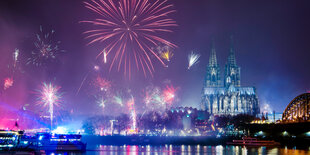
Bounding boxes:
[201,38,260,116]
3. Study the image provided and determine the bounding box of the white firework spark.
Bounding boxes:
[188,51,200,69]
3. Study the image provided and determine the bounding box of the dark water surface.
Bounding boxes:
[2,145,309,155]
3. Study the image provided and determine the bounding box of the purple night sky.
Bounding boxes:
[0,0,309,117]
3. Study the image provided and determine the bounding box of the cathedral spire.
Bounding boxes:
[224,35,241,87]
[227,35,236,66]
[205,39,221,87]
[209,40,218,67]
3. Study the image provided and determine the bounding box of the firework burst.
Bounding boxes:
[162,85,177,106]
[103,50,107,64]
[3,77,14,90]
[113,95,124,106]
[82,0,177,77]
[97,97,107,109]
[144,86,164,107]
[3,49,22,90]
[160,50,173,62]
[27,26,65,66]
[94,76,112,92]
[155,45,173,62]
[188,51,200,69]
[13,48,19,68]
[94,65,100,71]
[37,82,62,129]
[142,84,177,113]
[127,96,137,131]
[37,82,62,109]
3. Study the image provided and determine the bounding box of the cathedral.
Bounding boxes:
[201,38,260,116]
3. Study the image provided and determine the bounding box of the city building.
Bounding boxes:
[201,37,260,116]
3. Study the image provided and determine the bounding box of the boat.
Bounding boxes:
[36,133,87,151]
[227,137,280,146]
[0,130,22,150]
[18,133,39,151]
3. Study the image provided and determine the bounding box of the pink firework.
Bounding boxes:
[37,82,62,108]
[127,96,137,131]
[94,76,112,91]
[4,77,14,90]
[162,85,177,106]
[82,0,177,77]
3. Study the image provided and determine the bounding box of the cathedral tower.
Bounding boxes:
[201,36,259,116]
[205,41,221,87]
[224,36,241,87]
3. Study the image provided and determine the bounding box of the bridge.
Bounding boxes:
[282,93,310,123]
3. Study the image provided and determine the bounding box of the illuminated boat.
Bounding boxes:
[36,133,86,151]
[0,130,21,150]
[227,137,280,146]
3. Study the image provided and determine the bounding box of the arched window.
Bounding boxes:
[226,76,231,84]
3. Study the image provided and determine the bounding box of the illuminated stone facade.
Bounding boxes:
[201,38,260,116]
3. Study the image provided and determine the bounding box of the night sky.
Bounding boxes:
[0,0,310,117]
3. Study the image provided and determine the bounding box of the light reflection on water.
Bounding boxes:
[78,145,309,155]
[9,145,309,155]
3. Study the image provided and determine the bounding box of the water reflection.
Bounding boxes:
[242,146,248,155]
[9,145,310,155]
[215,145,223,154]
[87,145,310,155]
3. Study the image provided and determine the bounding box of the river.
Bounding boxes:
[7,145,309,155]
